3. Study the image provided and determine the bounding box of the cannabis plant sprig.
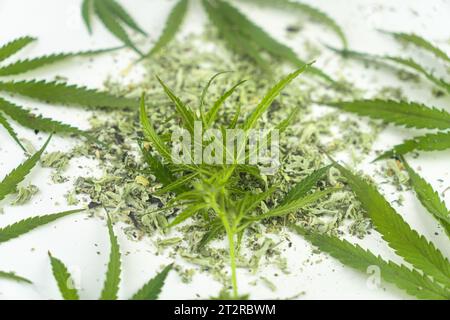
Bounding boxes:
[0,37,138,150]
[294,160,450,299]
[48,214,172,300]
[140,66,338,298]
[82,0,147,55]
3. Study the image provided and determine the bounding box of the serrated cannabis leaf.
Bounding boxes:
[0,97,90,138]
[146,0,189,58]
[104,0,147,36]
[82,0,93,34]
[140,95,173,161]
[244,65,309,130]
[0,271,32,284]
[376,131,450,160]
[242,0,348,48]
[100,214,121,300]
[293,226,450,300]
[335,163,450,287]
[0,36,36,62]
[130,264,173,300]
[402,158,450,237]
[88,0,144,55]
[0,111,26,151]
[330,47,450,94]
[382,30,450,64]
[48,252,80,300]
[324,100,450,130]
[0,80,138,109]
[0,135,50,202]
[282,165,331,204]
[156,76,195,133]
[221,0,336,84]
[0,209,84,244]
[0,47,119,76]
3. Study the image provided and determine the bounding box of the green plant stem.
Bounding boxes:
[226,229,238,299]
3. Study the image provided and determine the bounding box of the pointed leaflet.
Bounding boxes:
[104,0,147,35]
[206,80,246,128]
[402,158,450,236]
[140,144,175,187]
[383,31,450,64]
[282,165,331,204]
[0,209,84,244]
[100,214,121,300]
[131,264,172,300]
[241,0,348,48]
[93,0,142,55]
[244,65,308,130]
[0,80,138,109]
[330,47,450,94]
[0,97,89,138]
[0,47,120,76]
[215,0,335,84]
[293,226,450,300]
[157,76,195,133]
[146,0,188,58]
[81,0,93,34]
[0,135,50,201]
[0,36,36,62]
[0,111,26,152]
[140,95,173,161]
[335,164,450,286]
[168,204,207,228]
[48,252,80,300]
[249,188,337,221]
[0,271,32,284]
[202,0,271,73]
[324,100,450,130]
[376,131,450,161]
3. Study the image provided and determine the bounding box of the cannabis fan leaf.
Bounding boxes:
[82,0,147,55]
[49,214,172,300]
[0,37,138,150]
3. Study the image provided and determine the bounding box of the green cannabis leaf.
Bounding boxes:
[0,37,138,150]
[335,163,450,287]
[241,0,348,49]
[0,209,84,244]
[401,158,450,237]
[323,100,450,130]
[145,0,189,58]
[100,214,122,300]
[0,271,32,284]
[381,30,450,64]
[82,0,146,55]
[376,131,450,160]
[204,0,336,84]
[0,135,50,202]
[293,226,450,300]
[130,264,173,300]
[48,252,80,300]
[49,213,172,300]
[330,46,450,94]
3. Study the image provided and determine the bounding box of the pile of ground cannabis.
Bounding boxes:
[45,32,391,291]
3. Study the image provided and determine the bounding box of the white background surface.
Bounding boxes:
[0,0,449,300]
